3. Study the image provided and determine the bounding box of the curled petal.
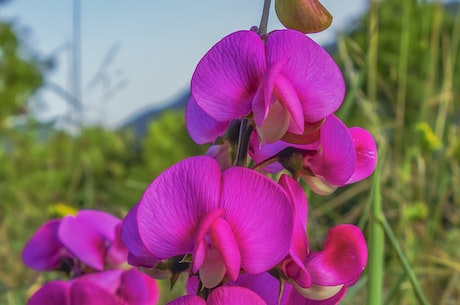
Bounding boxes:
[192,30,266,122]
[266,30,345,122]
[308,115,355,186]
[118,269,160,305]
[346,127,378,184]
[134,156,221,259]
[186,96,229,144]
[220,167,294,274]
[305,224,368,286]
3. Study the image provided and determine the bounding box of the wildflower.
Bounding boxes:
[186,29,344,144]
[121,156,294,288]
[27,269,159,305]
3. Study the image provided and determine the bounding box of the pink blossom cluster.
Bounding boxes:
[119,27,377,304]
[22,11,377,305]
[22,210,159,305]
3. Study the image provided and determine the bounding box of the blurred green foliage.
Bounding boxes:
[1,0,459,304]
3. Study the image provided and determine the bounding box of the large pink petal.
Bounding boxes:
[207,286,268,305]
[27,281,70,305]
[265,30,345,122]
[305,224,368,286]
[186,95,229,144]
[58,214,106,271]
[346,127,378,184]
[220,167,294,274]
[73,270,123,294]
[136,156,221,259]
[22,219,65,271]
[308,115,355,186]
[192,30,266,122]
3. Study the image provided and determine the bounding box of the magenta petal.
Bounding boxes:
[75,210,121,241]
[208,286,268,305]
[136,156,221,259]
[278,175,309,264]
[266,30,345,122]
[167,295,206,305]
[346,127,378,184]
[22,219,64,271]
[186,95,229,144]
[70,281,118,305]
[58,214,106,271]
[192,30,265,122]
[308,115,355,186]
[118,269,160,305]
[121,204,160,268]
[305,224,368,286]
[74,270,123,294]
[220,167,293,274]
[233,273,281,305]
[274,74,304,134]
[27,281,69,305]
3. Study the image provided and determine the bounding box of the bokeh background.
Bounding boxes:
[1,0,459,304]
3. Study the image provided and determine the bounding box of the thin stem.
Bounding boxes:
[366,146,385,305]
[379,216,431,305]
[258,0,272,35]
[234,118,254,167]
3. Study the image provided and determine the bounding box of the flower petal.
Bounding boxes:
[135,156,221,259]
[27,281,70,305]
[186,95,229,144]
[207,286,268,305]
[22,219,65,271]
[118,269,160,305]
[220,167,294,274]
[346,127,378,184]
[192,30,266,122]
[305,224,368,286]
[266,30,345,122]
[58,214,106,271]
[121,203,160,268]
[70,281,118,305]
[167,295,206,305]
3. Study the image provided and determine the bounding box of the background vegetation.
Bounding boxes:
[1,0,459,304]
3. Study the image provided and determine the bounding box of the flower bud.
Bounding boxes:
[275,0,333,33]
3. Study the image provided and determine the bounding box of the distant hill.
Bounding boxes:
[119,90,190,139]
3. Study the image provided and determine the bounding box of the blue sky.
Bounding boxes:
[1,0,367,127]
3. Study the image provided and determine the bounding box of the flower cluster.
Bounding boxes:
[23,1,377,304]
[22,210,159,305]
[120,23,377,305]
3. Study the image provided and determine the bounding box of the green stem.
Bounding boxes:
[379,216,431,305]
[258,0,272,35]
[234,118,254,167]
[367,146,385,305]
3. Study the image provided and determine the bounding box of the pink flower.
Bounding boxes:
[250,115,377,195]
[121,156,294,288]
[186,29,345,144]
[22,210,128,274]
[27,269,159,305]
